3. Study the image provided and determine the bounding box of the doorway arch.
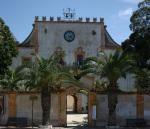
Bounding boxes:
[66,86,89,126]
[67,95,77,113]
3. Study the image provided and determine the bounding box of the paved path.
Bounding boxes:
[67,114,88,126]
[0,114,149,129]
[0,127,150,129]
[2,125,150,129]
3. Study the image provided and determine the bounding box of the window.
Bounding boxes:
[75,47,85,67]
[22,57,32,66]
[55,47,65,65]
[77,54,84,66]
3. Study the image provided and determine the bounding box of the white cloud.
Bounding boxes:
[120,0,143,4]
[118,8,133,18]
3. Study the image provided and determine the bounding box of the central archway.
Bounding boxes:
[66,87,88,127]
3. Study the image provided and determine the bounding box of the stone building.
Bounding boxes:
[0,16,149,126]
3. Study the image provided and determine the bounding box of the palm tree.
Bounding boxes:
[0,66,25,91]
[24,55,79,125]
[78,49,134,125]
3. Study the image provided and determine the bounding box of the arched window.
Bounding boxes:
[75,47,85,66]
[22,57,32,66]
[55,47,65,65]
[77,54,84,66]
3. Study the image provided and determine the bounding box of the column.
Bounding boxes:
[137,94,144,119]
[88,91,96,126]
[8,93,16,117]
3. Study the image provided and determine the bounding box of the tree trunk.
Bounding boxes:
[41,87,51,125]
[108,83,118,126]
[108,92,118,125]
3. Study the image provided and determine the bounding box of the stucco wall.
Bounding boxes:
[37,22,102,64]
[118,74,136,92]
[11,48,35,68]
[116,95,136,125]
[144,95,150,125]
[11,21,136,92]
[96,94,150,126]
[81,94,88,113]
[16,94,42,124]
[96,95,108,126]
[16,93,60,125]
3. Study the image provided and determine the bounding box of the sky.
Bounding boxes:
[0,0,142,44]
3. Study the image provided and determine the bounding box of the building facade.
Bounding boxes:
[1,16,148,126]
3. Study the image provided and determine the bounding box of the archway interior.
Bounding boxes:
[67,95,77,113]
[67,93,88,127]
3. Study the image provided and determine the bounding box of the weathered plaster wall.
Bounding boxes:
[118,74,136,92]
[116,95,136,125]
[144,95,150,125]
[81,94,88,113]
[96,95,108,126]
[16,94,42,124]
[11,48,35,68]
[16,93,60,125]
[96,94,138,126]
[38,22,102,64]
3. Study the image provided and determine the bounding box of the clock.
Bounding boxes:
[64,31,75,42]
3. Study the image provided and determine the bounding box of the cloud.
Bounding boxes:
[118,8,133,18]
[120,0,143,4]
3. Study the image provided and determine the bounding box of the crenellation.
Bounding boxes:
[78,17,83,22]
[57,17,61,21]
[86,17,90,22]
[34,16,105,23]
[42,16,46,21]
[35,16,39,21]
[93,18,97,22]
[50,17,54,21]
[100,17,104,23]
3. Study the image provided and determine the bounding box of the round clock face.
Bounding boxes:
[64,31,75,42]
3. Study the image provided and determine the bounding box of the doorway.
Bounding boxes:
[66,93,88,126]
[67,95,77,113]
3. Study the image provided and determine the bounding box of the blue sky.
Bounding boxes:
[0,0,142,44]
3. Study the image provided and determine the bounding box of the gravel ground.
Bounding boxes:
[0,114,149,129]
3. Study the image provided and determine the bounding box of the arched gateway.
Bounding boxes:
[54,75,97,127]
[64,85,96,127]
